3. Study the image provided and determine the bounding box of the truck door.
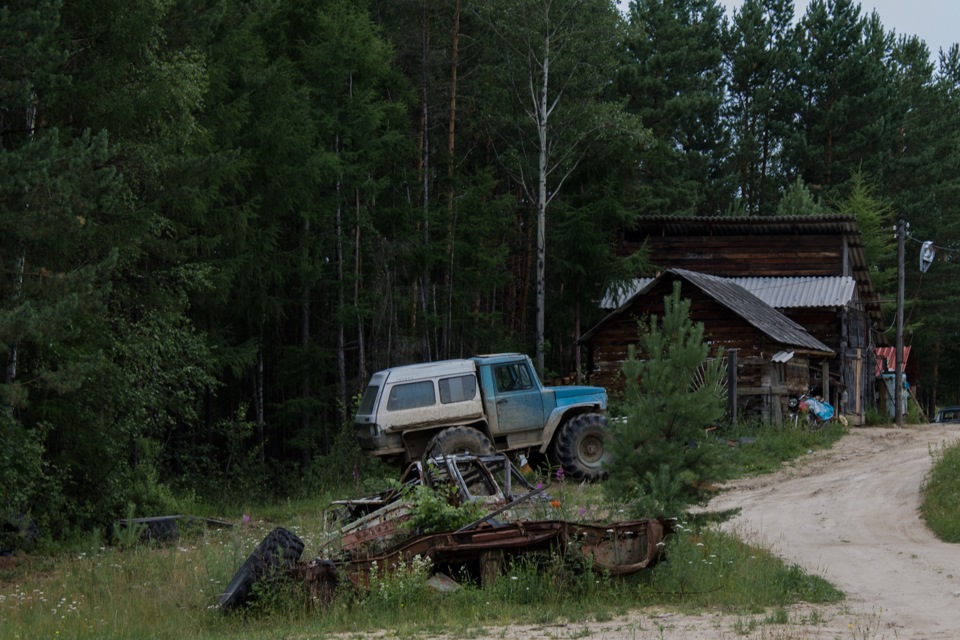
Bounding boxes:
[491,361,545,432]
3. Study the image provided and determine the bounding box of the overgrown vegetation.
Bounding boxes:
[605,282,729,518]
[3,0,960,545]
[0,505,843,640]
[921,440,960,542]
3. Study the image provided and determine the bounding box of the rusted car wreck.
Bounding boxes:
[218,454,671,610]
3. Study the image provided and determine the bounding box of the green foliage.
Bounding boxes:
[723,0,799,216]
[921,441,960,542]
[4,0,960,547]
[718,420,846,477]
[404,483,485,534]
[604,282,729,518]
[647,524,843,608]
[619,0,728,216]
[837,171,896,292]
[776,177,827,216]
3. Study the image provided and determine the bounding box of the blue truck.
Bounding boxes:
[354,353,611,480]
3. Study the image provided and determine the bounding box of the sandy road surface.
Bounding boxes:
[450,425,960,640]
[704,424,960,639]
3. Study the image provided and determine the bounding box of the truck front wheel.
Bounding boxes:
[552,413,611,481]
[424,426,496,459]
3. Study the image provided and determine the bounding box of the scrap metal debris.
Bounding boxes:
[218,453,671,610]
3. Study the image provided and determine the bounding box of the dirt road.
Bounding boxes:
[471,425,960,639]
[704,424,960,639]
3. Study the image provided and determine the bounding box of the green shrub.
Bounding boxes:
[921,441,960,542]
[405,483,486,534]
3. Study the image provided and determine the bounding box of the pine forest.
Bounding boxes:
[2,0,960,537]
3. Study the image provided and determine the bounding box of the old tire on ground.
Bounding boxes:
[424,426,496,458]
[552,413,611,482]
[217,527,305,610]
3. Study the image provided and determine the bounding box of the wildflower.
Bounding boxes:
[550,500,562,509]
[556,467,565,481]
[577,507,587,517]
[535,482,544,490]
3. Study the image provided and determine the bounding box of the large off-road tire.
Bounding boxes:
[217,527,305,611]
[424,426,496,458]
[552,413,612,482]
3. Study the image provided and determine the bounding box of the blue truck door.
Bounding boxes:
[491,361,545,432]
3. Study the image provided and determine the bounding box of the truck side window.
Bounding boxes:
[386,381,436,411]
[438,374,477,404]
[494,363,533,393]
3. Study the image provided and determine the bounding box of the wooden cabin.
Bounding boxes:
[581,269,834,423]
[582,215,883,424]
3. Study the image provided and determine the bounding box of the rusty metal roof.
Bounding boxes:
[603,275,857,310]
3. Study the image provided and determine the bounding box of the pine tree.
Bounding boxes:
[787,0,896,201]
[723,0,798,215]
[604,282,728,518]
[619,0,728,217]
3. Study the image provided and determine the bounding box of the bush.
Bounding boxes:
[605,282,729,518]
[921,441,960,542]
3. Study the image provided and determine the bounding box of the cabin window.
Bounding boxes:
[439,374,477,404]
[494,363,534,393]
[386,381,436,411]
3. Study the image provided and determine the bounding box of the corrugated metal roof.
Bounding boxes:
[603,275,856,310]
[583,269,834,354]
[624,215,882,323]
[875,346,911,377]
[671,269,833,354]
[726,276,855,308]
[629,214,863,237]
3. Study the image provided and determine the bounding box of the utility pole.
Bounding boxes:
[895,218,906,427]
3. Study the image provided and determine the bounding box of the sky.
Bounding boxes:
[718,0,959,58]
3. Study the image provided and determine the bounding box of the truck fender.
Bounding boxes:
[402,421,492,459]
[537,404,601,454]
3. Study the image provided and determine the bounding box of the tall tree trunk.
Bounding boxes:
[6,99,36,383]
[301,215,312,465]
[255,327,265,463]
[535,27,551,374]
[336,133,347,428]
[419,0,433,361]
[354,188,366,392]
[442,0,461,360]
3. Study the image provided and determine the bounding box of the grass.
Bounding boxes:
[921,440,960,542]
[0,423,850,640]
[0,514,843,640]
[713,419,847,479]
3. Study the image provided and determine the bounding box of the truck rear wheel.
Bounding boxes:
[552,413,611,482]
[424,426,495,458]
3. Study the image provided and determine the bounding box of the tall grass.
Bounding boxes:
[718,420,846,478]
[921,440,960,542]
[0,514,843,639]
[0,423,851,639]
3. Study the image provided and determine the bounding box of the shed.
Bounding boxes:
[581,269,834,423]
[594,215,882,423]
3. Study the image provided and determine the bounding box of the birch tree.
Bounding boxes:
[477,0,628,373]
